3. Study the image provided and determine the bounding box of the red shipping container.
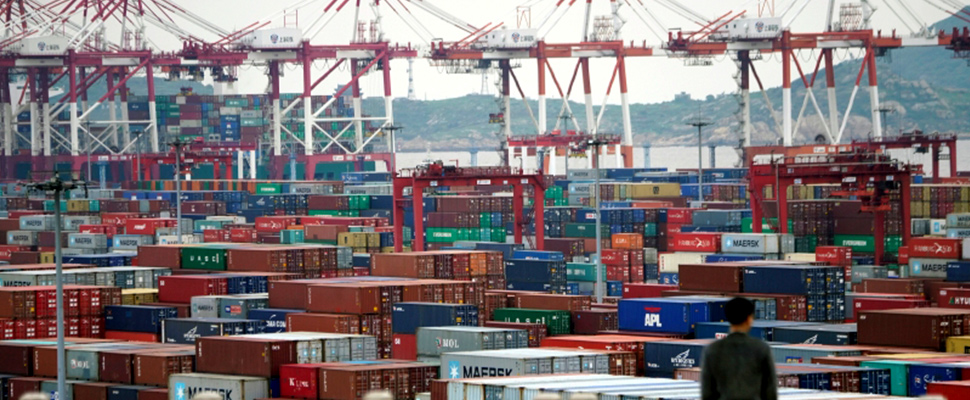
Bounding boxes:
[815,246,852,267]
[203,229,230,242]
[606,265,630,282]
[928,380,970,399]
[664,208,695,224]
[601,249,633,266]
[125,218,176,236]
[853,298,929,317]
[939,288,970,309]
[255,216,299,233]
[908,237,962,259]
[105,331,159,342]
[622,283,678,299]
[102,213,140,227]
[280,363,321,399]
[392,334,417,360]
[158,276,227,303]
[229,228,257,243]
[0,246,30,261]
[898,246,910,265]
[306,284,382,314]
[668,232,721,253]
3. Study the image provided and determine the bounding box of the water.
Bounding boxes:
[391,140,970,177]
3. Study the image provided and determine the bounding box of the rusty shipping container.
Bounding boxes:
[677,264,744,292]
[195,336,298,377]
[858,308,970,350]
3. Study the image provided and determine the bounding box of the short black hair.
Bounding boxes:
[725,297,755,325]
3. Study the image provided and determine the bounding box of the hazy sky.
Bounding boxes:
[129,0,955,104]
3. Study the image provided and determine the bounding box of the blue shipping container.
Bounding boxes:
[391,302,478,334]
[247,308,301,333]
[695,321,819,341]
[618,298,715,334]
[907,364,962,396]
[105,305,178,333]
[743,266,825,295]
[948,261,970,282]
[511,250,565,261]
[643,340,712,376]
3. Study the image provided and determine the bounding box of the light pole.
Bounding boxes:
[133,130,143,181]
[168,138,189,244]
[26,174,86,400]
[86,121,93,182]
[587,137,611,304]
[687,117,713,202]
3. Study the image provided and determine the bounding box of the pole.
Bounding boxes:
[171,139,184,244]
[593,141,603,303]
[54,186,65,400]
[688,119,713,203]
[136,133,141,181]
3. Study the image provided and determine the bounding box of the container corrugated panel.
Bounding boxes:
[105,305,178,333]
[743,266,824,295]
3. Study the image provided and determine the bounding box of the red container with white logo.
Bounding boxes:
[203,229,230,243]
[157,276,228,303]
[854,298,929,318]
[816,246,852,266]
[280,364,322,399]
[898,246,910,265]
[908,238,962,259]
[101,213,140,228]
[255,216,299,233]
[0,246,29,261]
[392,334,417,360]
[663,208,695,224]
[601,249,633,266]
[125,218,176,236]
[230,228,258,243]
[939,288,970,309]
[668,233,721,253]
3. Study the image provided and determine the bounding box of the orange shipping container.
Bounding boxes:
[611,233,643,250]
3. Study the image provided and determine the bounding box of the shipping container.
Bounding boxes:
[167,373,268,400]
[858,308,970,350]
[160,318,262,344]
[618,298,724,334]
[416,326,525,357]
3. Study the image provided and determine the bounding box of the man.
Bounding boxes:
[701,297,778,400]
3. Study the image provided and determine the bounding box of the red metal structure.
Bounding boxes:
[392,163,546,252]
[749,152,920,265]
[745,132,957,180]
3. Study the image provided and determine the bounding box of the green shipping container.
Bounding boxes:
[427,228,458,243]
[741,217,793,234]
[566,262,605,282]
[88,200,100,212]
[479,213,491,228]
[492,308,572,335]
[860,360,912,396]
[256,183,282,194]
[181,247,227,271]
[834,235,875,253]
[643,223,658,237]
[491,228,505,243]
[281,229,305,244]
[226,98,249,107]
[194,220,227,231]
[564,223,611,239]
[241,118,264,127]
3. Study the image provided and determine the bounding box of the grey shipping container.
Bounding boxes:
[769,344,863,364]
[6,231,36,246]
[851,265,889,283]
[112,235,155,250]
[40,380,85,400]
[191,296,222,318]
[63,216,101,231]
[417,326,526,357]
[61,248,96,255]
[68,233,109,249]
[219,295,269,319]
[168,373,269,400]
[771,323,858,346]
[19,215,56,231]
[909,258,955,278]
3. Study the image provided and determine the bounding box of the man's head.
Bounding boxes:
[725,297,755,333]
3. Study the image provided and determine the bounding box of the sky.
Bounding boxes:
[107,0,957,104]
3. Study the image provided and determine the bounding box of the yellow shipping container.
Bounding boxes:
[121,288,159,306]
[365,233,382,248]
[947,336,970,353]
[338,232,368,248]
[67,200,89,212]
[40,252,55,263]
[628,183,680,199]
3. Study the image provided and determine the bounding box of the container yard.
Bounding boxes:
[1,0,970,400]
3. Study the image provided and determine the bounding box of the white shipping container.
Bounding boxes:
[659,252,709,273]
[157,234,200,245]
[484,28,538,49]
[19,215,56,231]
[784,253,817,262]
[721,233,780,254]
[643,248,659,264]
[112,234,154,250]
[725,18,783,39]
[931,219,948,236]
[168,373,269,400]
[949,229,970,239]
[63,216,101,231]
[6,230,37,246]
[243,28,302,50]
[68,233,108,249]
[16,36,69,55]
